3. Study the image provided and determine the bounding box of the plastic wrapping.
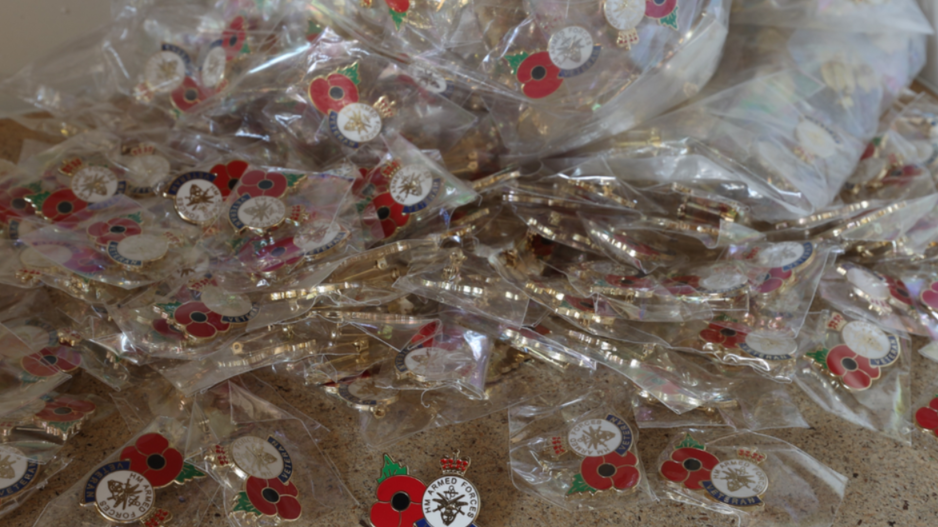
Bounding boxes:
[655,429,847,527]
[507,388,654,509]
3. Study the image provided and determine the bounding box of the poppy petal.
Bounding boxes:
[276,495,302,521]
[842,370,872,390]
[826,345,854,376]
[915,406,938,431]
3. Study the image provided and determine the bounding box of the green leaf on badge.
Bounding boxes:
[284,173,304,188]
[806,348,829,368]
[24,182,42,194]
[389,9,407,31]
[156,301,182,316]
[503,52,529,76]
[175,462,207,484]
[25,191,50,209]
[566,473,597,495]
[376,454,408,485]
[228,237,249,253]
[232,491,261,516]
[713,313,738,323]
[240,42,251,55]
[659,10,678,30]
[307,20,323,38]
[125,212,143,224]
[49,421,77,435]
[676,433,705,450]
[337,63,361,86]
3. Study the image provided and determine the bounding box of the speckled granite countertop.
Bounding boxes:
[1,117,937,527]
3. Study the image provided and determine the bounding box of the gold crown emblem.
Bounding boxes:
[439,451,470,475]
[130,144,156,157]
[380,160,402,179]
[59,157,85,176]
[737,448,766,464]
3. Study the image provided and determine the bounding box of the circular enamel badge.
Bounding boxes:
[93,469,155,522]
[795,119,840,159]
[114,234,169,265]
[336,103,382,144]
[0,446,39,500]
[174,178,223,224]
[567,418,624,457]
[294,220,348,257]
[126,155,170,189]
[755,241,812,271]
[422,476,480,527]
[738,332,797,361]
[235,195,286,231]
[230,436,285,479]
[604,0,645,31]
[201,46,227,89]
[19,247,55,269]
[145,51,186,93]
[842,321,894,361]
[548,26,594,70]
[337,375,398,410]
[845,267,889,301]
[72,167,119,203]
[200,286,253,318]
[709,459,768,500]
[411,65,448,94]
[699,270,748,294]
[390,166,437,208]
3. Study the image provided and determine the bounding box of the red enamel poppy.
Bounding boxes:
[756,267,792,294]
[120,433,185,487]
[406,320,441,350]
[64,246,108,274]
[0,186,35,224]
[581,451,641,491]
[516,51,563,99]
[663,275,700,296]
[241,236,304,273]
[826,344,880,390]
[245,476,302,520]
[35,395,96,423]
[371,191,409,239]
[308,73,359,114]
[172,301,230,339]
[699,322,748,349]
[152,318,186,341]
[210,160,249,197]
[660,447,720,490]
[87,217,142,246]
[915,397,938,436]
[922,281,938,310]
[21,346,82,376]
[40,189,87,223]
[238,170,289,198]
[385,0,410,13]
[564,295,596,313]
[171,77,209,113]
[369,475,426,527]
[528,235,555,258]
[646,0,678,19]
[883,275,912,306]
[222,16,247,60]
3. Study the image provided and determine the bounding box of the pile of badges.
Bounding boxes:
[0,0,936,525]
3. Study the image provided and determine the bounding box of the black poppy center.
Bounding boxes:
[228,35,239,47]
[11,197,26,210]
[376,206,391,221]
[271,247,286,257]
[43,355,58,365]
[262,488,281,503]
[190,311,208,323]
[258,179,274,190]
[184,88,199,102]
[147,453,166,470]
[841,357,858,371]
[683,458,702,471]
[720,328,737,337]
[53,406,72,415]
[897,288,909,298]
[228,179,239,190]
[390,491,411,511]
[531,65,547,81]
[110,225,127,234]
[329,86,345,100]
[597,463,617,478]
[57,201,74,214]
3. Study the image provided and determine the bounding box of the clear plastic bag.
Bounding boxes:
[655,429,847,527]
[507,388,655,510]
